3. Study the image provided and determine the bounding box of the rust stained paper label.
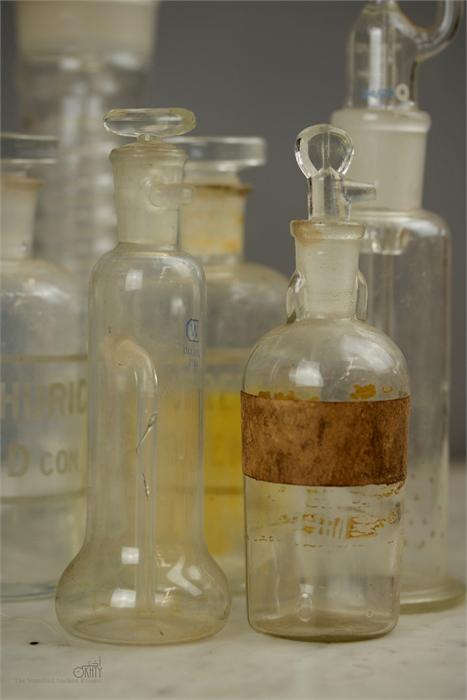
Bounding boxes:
[241,392,410,487]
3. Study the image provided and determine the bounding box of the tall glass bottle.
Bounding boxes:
[172,137,288,592]
[242,124,410,641]
[15,0,158,307]
[331,0,464,609]
[56,109,230,645]
[1,134,87,600]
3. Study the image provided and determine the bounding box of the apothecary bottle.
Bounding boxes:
[55,109,230,645]
[331,0,464,609]
[242,125,410,641]
[1,134,87,600]
[172,136,288,593]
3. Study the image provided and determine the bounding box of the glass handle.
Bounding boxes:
[415,0,464,61]
[356,270,368,322]
[114,338,158,609]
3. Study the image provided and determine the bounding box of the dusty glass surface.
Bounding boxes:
[55,110,230,645]
[1,134,86,600]
[242,125,410,641]
[173,137,288,593]
[331,0,464,609]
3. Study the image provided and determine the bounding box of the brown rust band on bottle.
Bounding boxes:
[241,392,410,487]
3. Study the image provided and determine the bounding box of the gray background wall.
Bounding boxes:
[2,1,465,457]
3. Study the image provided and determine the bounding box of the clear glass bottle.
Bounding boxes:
[55,109,230,645]
[171,136,288,593]
[331,0,464,610]
[15,0,159,308]
[242,124,410,641]
[1,134,87,600]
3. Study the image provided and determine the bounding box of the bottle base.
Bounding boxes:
[401,578,465,612]
[58,609,227,646]
[248,610,397,642]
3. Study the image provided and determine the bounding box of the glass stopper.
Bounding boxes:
[295,124,353,180]
[295,124,374,220]
[169,136,266,172]
[103,108,196,141]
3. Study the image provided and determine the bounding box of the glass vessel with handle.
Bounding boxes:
[331,0,464,610]
[55,109,231,645]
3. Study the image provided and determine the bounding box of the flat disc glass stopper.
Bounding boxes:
[103,108,196,142]
[169,136,266,173]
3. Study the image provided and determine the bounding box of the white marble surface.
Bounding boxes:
[2,467,465,700]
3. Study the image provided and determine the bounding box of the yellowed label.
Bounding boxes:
[241,392,410,487]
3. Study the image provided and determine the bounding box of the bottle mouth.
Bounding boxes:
[290,220,364,242]
[1,173,42,190]
[109,140,186,165]
[1,132,57,167]
[188,182,251,194]
[1,133,56,183]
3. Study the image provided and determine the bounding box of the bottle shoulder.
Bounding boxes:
[204,260,288,297]
[355,208,450,237]
[203,262,288,345]
[244,318,409,400]
[204,259,286,281]
[91,243,205,288]
[1,258,81,308]
[1,258,83,354]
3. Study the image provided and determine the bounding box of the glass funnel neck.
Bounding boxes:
[346,0,463,110]
[1,133,56,259]
[104,108,195,246]
[290,125,374,320]
[171,136,265,260]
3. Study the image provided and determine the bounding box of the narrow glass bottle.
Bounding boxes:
[242,124,410,641]
[55,109,230,645]
[15,0,159,307]
[331,0,464,609]
[172,136,288,592]
[1,134,87,600]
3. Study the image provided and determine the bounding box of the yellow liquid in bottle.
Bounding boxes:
[204,391,244,589]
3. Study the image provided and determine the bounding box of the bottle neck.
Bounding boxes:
[18,62,147,148]
[17,0,155,143]
[1,175,39,260]
[331,108,430,211]
[115,200,179,248]
[291,221,362,320]
[111,147,186,248]
[180,183,247,263]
